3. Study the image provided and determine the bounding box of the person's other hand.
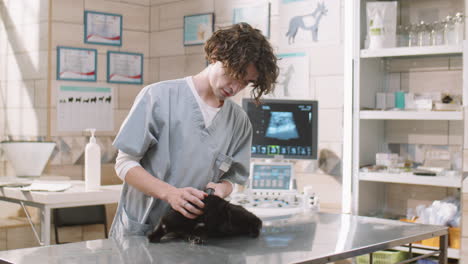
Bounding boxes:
[166,187,207,219]
[206,181,233,198]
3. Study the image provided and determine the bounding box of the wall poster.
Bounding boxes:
[57,46,97,82]
[184,13,214,46]
[57,86,113,132]
[107,51,143,84]
[84,10,122,46]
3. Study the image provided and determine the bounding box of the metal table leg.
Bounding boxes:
[40,206,51,246]
[19,201,43,246]
[439,234,448,264]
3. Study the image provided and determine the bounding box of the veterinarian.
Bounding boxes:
[109,23,279,238]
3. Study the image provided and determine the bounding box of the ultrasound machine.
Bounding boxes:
[229,99,320,218]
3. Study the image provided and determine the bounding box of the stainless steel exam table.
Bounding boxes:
[0,212,448,264]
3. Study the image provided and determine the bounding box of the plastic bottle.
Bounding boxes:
[369,11,385,49]
[85,128,101,191]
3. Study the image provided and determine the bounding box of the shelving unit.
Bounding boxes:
[359,172,462,188]
[359,110,463,120]
[360,45,463,58]
[351,0,466,260]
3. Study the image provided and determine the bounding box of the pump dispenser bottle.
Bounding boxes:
[85,128,101,191]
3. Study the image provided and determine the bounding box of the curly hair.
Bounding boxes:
[204,23,279,104]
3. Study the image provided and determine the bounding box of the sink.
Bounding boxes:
[1,141,56,177]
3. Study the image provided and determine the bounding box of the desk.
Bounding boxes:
[0,212,448,264]
[0,180,122,246]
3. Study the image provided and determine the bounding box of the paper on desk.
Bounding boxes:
[20,182,72,192]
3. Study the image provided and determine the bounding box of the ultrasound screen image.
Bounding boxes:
[243,99,318,159]
[265,112,299,140]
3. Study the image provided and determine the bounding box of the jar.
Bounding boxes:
[444,15,456,45]
[454,12,465,44]
[408,24,419,47]
[431,21,445,45]
[417,21,431,46]
[397,24,409,47]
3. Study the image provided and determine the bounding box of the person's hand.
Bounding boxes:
[165,187,207,219]
[206,181,233,198]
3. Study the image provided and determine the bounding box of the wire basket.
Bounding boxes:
[356,250,409,264]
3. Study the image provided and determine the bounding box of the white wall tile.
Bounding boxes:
[401,71,462,95]
[213,0,246,24]
[319,108,342,142]
[296,172,342,207]
[449,120,463,145]
[6,108,48,137]
[385,120,449,145]
[319,141,343,159]
[0,26,6,55]
[2,0,49,28]
[184,54,205,76]
[309,45,344,76]
[6,22,48,54]
[150,5,159,32]
[34,80,48,108]
[449,56,462,70]
[148,58,160,84]
[269,16,280,49]
[151,0,181,5]
[120,30,150,55]
[384,72,401,92]
[159,0,214,30]
[159,55,185,81]
[7,225,40,249]
[85,0,150,32]
[142,57,150,86]
[0,229,6,251]
[51,22,84,47]
[387,57,449,73]
[316,76,343,108]
[5,80,35,108]
[122,0,150,6]
[118,85,143,109]
[6,51,48,81]
[184,44,205,56]
[151,29,184,57]
[97,53,107,82]
[51,0,83,23]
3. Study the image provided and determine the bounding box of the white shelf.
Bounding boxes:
[360,45,463,58]
[359,172,461,188]
[394,245,459,260]
[359,110,463,120]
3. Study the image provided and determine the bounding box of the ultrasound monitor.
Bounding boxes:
[242,99,318,160]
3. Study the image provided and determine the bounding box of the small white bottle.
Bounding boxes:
[85,128,101,191]
[369,11,385,49]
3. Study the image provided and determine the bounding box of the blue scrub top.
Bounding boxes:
[110,78,252,238]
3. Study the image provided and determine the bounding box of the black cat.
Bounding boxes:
[148,194,262,244]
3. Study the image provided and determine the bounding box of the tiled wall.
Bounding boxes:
[0,0,345,217]
[149,0,345,211]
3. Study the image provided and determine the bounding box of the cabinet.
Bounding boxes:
[351,0,467,260]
